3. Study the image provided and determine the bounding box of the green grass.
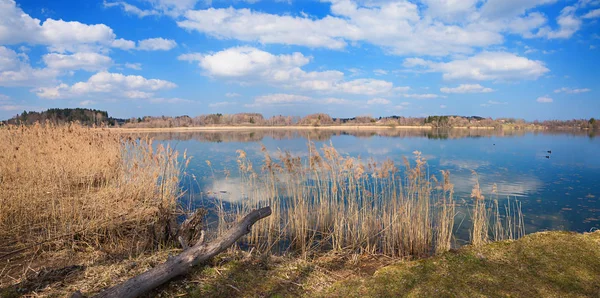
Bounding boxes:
[327,231,600,297]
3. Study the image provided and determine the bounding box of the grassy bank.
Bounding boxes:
[3,231,597,297]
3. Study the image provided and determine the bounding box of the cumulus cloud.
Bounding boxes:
[174,0,591,56]
[0,0,134,52]
[404,52,549,81]
[179,47,397,95]
[536,96,553,103]
[583,8,600,18]
[112,38,136,50]
[440,84,495,94]
[137,38,177,51]
[35,71,176,99]
[0,46,59,87]
[177,2,503,56]
[225,92,241,97]
[554,87,591,94]
[535,5,582,39]
[43,52,112,71]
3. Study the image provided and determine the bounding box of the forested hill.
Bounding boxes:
[1,108,125,126]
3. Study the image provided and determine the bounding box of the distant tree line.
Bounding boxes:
[1,108,125,126]
[2,109,598,131]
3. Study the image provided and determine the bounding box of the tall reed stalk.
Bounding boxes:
[216,144,456,258]
[0,123,186,256]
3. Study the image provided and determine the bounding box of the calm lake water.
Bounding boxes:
[147,128,600,236]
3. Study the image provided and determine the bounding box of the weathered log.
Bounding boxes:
[89,206,272,298]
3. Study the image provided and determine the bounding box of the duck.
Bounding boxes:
[547,150,552,154]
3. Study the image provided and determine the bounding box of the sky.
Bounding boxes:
[0,0,599,121]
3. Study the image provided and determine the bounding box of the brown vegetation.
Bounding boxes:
[0,123,186,288]
[0,123,533,296]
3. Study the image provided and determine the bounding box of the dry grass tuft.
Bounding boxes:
[0,123,185,287]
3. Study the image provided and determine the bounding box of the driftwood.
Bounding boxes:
[78,206,271,298]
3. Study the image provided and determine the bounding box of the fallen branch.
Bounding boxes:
[83,206,271,298]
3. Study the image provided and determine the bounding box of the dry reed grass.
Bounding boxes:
[210,143,525,258]
[212,144,456,258]
[0,123,185,271]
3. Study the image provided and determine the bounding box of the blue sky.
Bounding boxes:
[0,0,599,120]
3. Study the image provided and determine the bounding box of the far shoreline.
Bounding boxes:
[107,125,498,133]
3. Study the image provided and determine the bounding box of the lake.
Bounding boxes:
[146,128,600,239]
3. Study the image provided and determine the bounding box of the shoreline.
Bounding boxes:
[107,125,498,133]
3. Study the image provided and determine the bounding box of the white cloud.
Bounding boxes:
[536,5,582,39]
[124,90,154,99]
[367,98,391,105]
[177,3,503,56]
[554,87,591,94]
[225,92,241,97]
[112,38,136,50]
[35,71,176,99]
[536,96,553,103]
[404,52,549,81]
[583,8,600,18]
[440,84,495,94]
[125,63,142,70]
[175,0,588,57]
[0,0,135,52]
[43,52,112,71]
[180,47,396,95]
[0,93,10,101]
[178,7,348,50]
[0,46,59,87]
[137,38,177,51]
[440,104,447,109]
